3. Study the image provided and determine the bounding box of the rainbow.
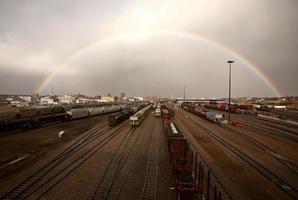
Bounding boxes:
[36,30,284,96]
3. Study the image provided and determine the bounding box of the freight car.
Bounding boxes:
[205,111,224,123]
[182,104,224,124]
[0,106,66,121]
[0,106,68,131]
[0,104,125,132]
[89,106,105,116]
[204,103,240,114]
[108,109,134,127]
[66,107,90,120]
[162,112,199,199]
[129,104,152,126]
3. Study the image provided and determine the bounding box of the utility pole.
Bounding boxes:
[227,60,234,124]
[183,85,186,103]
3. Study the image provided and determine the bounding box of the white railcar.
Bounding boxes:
[89,106,105,116]
[154,108,161,117]
[130,104,152,126]
[205,112,223,124]
[67,108,90,119]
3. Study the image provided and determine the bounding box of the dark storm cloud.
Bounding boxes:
[0,68,46,95]
[0,0,297,97]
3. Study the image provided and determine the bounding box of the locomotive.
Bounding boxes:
[108,109,134,127]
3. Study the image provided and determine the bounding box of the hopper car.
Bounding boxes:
[129,104,152,126]
[0,104,124,132]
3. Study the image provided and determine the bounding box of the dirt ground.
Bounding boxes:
[175,108,297,200]
[0,112,175,200]
[0,114,108,194]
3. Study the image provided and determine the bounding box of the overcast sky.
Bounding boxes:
[0,0,297,98]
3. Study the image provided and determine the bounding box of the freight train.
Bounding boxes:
[182,103,224,124]
[204,103,240,113]
[129,104,152,126]
[162,105,199,199]
[107,103,146,127]
[0,104,125,132]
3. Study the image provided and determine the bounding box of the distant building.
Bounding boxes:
[121,92,125,99]
[114,96,119,102]
[134,97,144,101]
[10,99,23,106]
[58,95,75,104]
[40,97,55,105]
[143,96,158,102]
[19,96,31,102]
[101,96,114,102]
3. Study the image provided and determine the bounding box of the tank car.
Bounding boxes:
[89,106,105,116]
[66,108,90,120]
[104,105,114,113]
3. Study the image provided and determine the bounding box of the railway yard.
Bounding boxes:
[0,103,297,200]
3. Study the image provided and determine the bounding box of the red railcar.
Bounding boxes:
[162,106,200,199]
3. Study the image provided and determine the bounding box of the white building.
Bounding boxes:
[40,97,55,105]
[58,95,75,104]
[19,96,31,102]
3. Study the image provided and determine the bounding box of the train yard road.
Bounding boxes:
[175,108,298,200]
[0,111,175,200]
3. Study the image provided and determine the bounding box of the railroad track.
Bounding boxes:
[230,116,298,142]
[173,118,233,200]
[186,116,298,200]
[92,116,150,200]
[140,121,159,200]
[0,120,128,200]
[223,126,298,174]
[272,110,298,122]
[234,115,298,136]
[254,115,298,129]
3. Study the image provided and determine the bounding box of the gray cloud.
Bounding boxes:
[0,0,297,97]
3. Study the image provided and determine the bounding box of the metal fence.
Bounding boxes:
[189,142,233,200]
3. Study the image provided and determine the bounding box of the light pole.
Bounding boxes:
[227,60,234,124]
[184,85,186,104]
